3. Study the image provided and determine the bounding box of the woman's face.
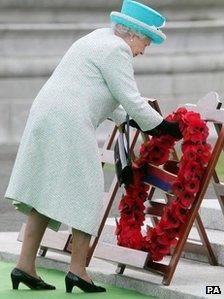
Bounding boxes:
[130,35,151,57]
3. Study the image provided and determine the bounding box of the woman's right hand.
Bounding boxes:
[145,119,183,140]
[125,118,182,140]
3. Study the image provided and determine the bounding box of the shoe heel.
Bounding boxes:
[11,276,20,290]
[65,276,74,293]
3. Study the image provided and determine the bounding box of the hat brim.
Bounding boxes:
[110,11,166,44]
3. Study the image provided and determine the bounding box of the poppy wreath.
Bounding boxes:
[115,107,212,261]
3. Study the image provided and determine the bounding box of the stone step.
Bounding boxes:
[1,21,224,56]
[2,0,224,10]
[101,217,224,266]
[199,199,224,232]
[0,0,121,10]
[0,0,224,22]
[0,9,109,24]
[1,8,224,24]
[2,53,224,78]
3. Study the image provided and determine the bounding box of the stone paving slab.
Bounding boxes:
[0,231,224,298]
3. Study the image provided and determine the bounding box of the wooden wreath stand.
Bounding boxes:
[17,92,224,285]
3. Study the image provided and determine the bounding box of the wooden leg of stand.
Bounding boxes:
[116,263,126,274]
[162,275,171,286]
[86,249,92,267]
[86,236,99,267]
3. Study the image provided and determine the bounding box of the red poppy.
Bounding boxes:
[158,135,175,147]
[126,215,139,226]
[118,194,135,211]
[172,180,185,197]
[144,227,157,244]
[180,161,203,181]
[181,140,195,153]
[165,227,181,239]
[157,233,175,246]
[119,226,143,250]
[126,186,143,199]
[178,191,194,208]
[184,178,200,194]
[171,201,188,223]
[150,251,164,261]
[184,121,209,142]
[182,111,201,125]
[175,107,188,116]
[155,244,171,255]
[194,143,212,164]
[163,206,181,228]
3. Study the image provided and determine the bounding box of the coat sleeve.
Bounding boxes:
[107,104,128,126]
[99,43,163,131]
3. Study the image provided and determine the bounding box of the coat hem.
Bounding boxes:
[4,195,99,237]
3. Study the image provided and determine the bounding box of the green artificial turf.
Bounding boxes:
[0,261,158,299]
[216,154,224,181]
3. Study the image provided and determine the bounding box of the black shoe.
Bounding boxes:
[10,267,56,290]
[65,271,106,293]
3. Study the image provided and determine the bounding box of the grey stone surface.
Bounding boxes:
[0,102,10,142]
[0,0,223,10]
[0,78,46,100]
[199,199,224,231]
[0,0,121,9]
[1,5,224,25]
[0,0,224,10]
[2,53,224,78]
[0,10,110,24]
[1,6,224,24]
[0,230,224,298]
[1,21,224,56]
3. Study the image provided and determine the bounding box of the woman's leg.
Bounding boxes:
[15,208,50,279]
[69,227,92,283]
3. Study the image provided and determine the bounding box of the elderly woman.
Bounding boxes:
[4,0,181,294]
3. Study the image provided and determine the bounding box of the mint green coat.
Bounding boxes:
[3,27,163,236]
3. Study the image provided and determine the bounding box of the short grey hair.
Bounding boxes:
[111,22,147,39]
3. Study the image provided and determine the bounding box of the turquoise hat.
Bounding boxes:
[110,0,166,44]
